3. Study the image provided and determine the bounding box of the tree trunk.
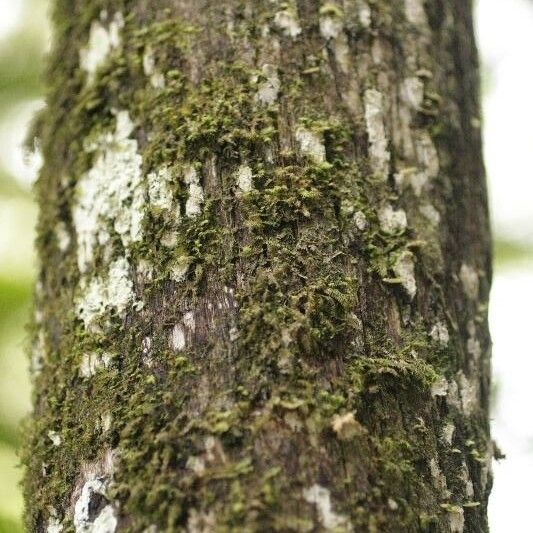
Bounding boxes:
[24,1,492,531]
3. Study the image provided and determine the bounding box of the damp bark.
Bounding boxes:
[24,1,492,532]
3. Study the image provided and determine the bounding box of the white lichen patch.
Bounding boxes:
[296,127,326,163]
[393,251,417,299]
[420,203,441,225]
[415,131,440,180]
[460,461,475,499]
[331,412,365,441]
[430,321,449,347]
[76,258,135,329]
[459,263,479,300]
[364,89,390,180]
[73,111,144,273]
[401,77,424,110]
[354,210,368,231]
[357,1,372,28]
[378,205,407,234]
[80,12,124,83]
[107,258,135,315]
[161,231,178,248]
[255,63,280,106]
[395,167,428,197]
[442,422,455,445]
[187,509,216,533]
[74,477,117,533]
[429,458,449,496]
[431,377,449,398]
[274,8,302,38]
[404,0,428,27]
[303,484,352,531]
[170,256,191,282]
[31,328,46,376]
[142,46,165,89]
[47,513,63,533]
[320,12,343,40]
[170,324,186,352]
[147,167,174,212]
[100,413,112,433]
[183,311,196,332]
[90,505,117,533]
[235,165,254,193]
[466,322,481,361]
[186,455,206,475]
[333,35,351,73]
[457,370,477,415]
[448,507,465,533]
[80,351,113,378]
[184,166,204,217]
[47,430,61,447]
[56,222,71,252]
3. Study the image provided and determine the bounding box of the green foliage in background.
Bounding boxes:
[0,0,47,530]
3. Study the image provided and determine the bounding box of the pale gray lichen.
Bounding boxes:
[73,111,143,273]
[47,430,62,447]
[404,0,428,27]
[448,507,465,533]
[170,323,186,351]
[430,322,449,347]
[183,311,196,332]
[393,251,417,299]
[76,258,135,329]
[31,328,46,376]
[394,167,427,197]
[364,89,390,180]
[456,370,477,416]
[401,77,424,110]
[147,167,175,212]
[460,460,475,499]
[142,46,165,89]
[56,222,71,253]
[273,9,302,38]
[169,257,192,282]
[80,351,113,378]
[187,509,216,533]
[419,203,441,225]
[74,477,117,533]
[331,412,364,441]
[466,322,481,361]
[431,377,449,398]
[46,509,63,533]
[459,263,479,300]
[354,210,368,231]
[319,14,343,41]
[184,166,204,217]
[378,205,407,234]
[357,1,372,28]
[303,484,352,531]
[442,422,455,445]
[414,131,440,181]
[295,127,326,163]
[79,12,124,83]
[235,165,254,193]
[255,64,280,106]
[429,458,450,497]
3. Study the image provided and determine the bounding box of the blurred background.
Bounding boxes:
[0,0,531,531]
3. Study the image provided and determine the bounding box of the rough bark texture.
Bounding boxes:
[24,1,492,532]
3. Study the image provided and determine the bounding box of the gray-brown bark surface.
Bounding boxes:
[24,1,492,531]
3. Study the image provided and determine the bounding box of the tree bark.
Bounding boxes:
[24,1,492,532]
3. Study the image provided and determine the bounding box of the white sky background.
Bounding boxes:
[0,0,532,530]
